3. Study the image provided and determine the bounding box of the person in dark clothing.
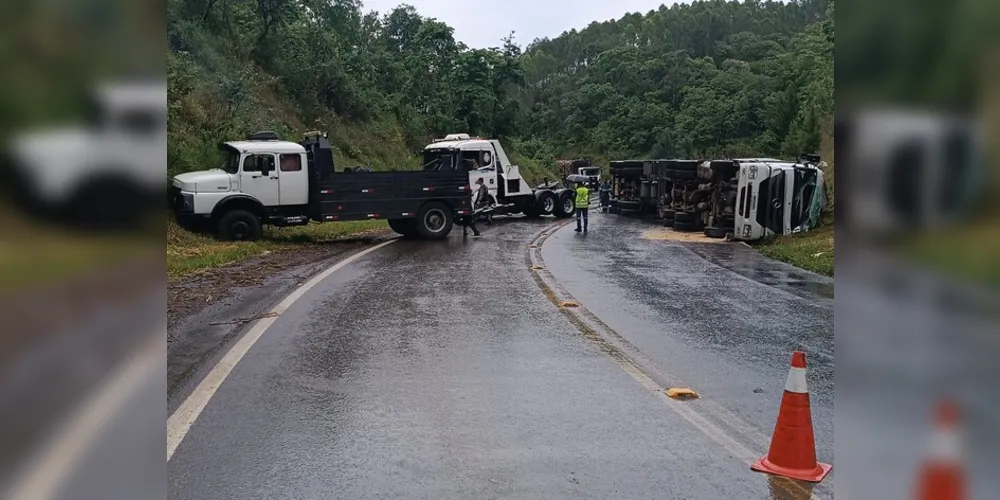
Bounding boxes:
[457,213,481,237]
[473,178,493,225]
[598,180,611,212]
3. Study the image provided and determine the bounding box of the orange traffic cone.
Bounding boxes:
[915,400,964,500]
[751,351,832,482]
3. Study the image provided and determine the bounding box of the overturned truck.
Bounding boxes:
[663,157,828,240]
[608,157,828,241]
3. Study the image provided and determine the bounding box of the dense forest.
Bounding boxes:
[167,0,834,181]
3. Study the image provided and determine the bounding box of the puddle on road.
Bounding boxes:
[641,227,726,244]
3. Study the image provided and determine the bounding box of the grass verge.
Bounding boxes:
[0,210,154,293]
[167,217,389,280]
[896,215,1000,287]
[757,222,834,277]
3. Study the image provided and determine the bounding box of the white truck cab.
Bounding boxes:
[423,134,576,218]
[172,134,309,216]
[734,160,827,241]
[7,81,166,228]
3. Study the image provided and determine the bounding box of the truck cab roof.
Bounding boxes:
[424,133,494,151]
[220,140,307,155]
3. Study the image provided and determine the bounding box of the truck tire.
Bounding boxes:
[416,202,453,240]
[388,218,418,238]
[618,200,640,211]
[704,226,730,239]
[554,192,576,218]
[217,209,262,241]
[674,211,695,223]
[535,191,557,216]
[673,220,696,231]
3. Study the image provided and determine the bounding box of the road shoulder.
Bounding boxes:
[167,234,391,402]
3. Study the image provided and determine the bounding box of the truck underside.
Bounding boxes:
[607,158,826,241]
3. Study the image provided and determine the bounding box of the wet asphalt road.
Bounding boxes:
[169,212,834,499]
[540,214,834,487]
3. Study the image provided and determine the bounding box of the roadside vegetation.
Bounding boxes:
[167,217,387,280]
[758,218,834,277]
[168,0,834,274]
[0,209,154,292]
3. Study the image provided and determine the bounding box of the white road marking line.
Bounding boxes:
[166,238,398,462]
[5,333,164,500]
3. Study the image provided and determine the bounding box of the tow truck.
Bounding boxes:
[423,134,578,219]
[170,131,472,240]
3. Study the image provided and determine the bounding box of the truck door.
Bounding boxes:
[465,150,498,201]
[240,153,280,206]
[277,153,309,206]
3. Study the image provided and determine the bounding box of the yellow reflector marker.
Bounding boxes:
[666,388,699,400]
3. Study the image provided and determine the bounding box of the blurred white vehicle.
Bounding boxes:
[5,81,166,228]
[837,109,986,238]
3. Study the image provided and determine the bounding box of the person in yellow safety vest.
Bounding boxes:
[574,182,590,233]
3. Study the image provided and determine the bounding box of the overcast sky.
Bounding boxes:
[361,0,685,49]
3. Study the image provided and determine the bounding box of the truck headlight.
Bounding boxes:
[180,193,194,212]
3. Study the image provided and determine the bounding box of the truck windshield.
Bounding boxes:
[220,150,240,174]
[422,150,455,171]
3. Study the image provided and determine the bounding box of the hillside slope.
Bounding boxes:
[168,0,833,172]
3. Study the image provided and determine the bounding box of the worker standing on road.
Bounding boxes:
[598,179,611,212]
[575,181,590,233]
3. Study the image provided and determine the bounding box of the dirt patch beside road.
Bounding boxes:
[641,227,727,243]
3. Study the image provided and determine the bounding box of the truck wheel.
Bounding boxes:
[618,200,640,211]
[554,192,576,218]
[218,209,262,241]
[704,226,730,239]
[673,220,696,232]
[416,202,453,240]
[388,218,418,238]
[535,191,557,215]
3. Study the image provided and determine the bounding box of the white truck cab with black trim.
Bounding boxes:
[734,160,827,241]
[6,81,166,228]
[422,134,577,218]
